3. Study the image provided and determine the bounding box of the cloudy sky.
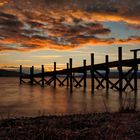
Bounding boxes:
[0,0,140,71]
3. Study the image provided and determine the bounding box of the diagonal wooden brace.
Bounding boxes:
[111,67,134,90]
[74,76,84,87]
[73,76,82,87]
[123,72,135,91]
[59,76,68,86]
[95,70,120,90]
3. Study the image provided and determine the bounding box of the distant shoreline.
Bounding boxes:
[0,75,140,79]
[0,69,140,78]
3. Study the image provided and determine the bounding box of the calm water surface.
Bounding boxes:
[0,77,140,118]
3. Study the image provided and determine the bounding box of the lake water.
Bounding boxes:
[0,77,140,118]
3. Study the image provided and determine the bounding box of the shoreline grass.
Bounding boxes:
[0,111,140,139]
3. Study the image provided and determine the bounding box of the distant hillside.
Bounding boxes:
[106,71,140,78]
[0,69,19,77]
[0,69,140,78]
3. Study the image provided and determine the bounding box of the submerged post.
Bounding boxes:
[41,65,45,87]
[118,47,123,92]
[30,66,34,85]
[83,59,87,89]
[67,63,69,87]
[91,53,94,93]
[20,65,22,84]
[54,62,56,88]
[70,58,73,92]
[105,55,109,90]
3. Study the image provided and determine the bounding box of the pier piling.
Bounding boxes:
[83,59,87,89]
[105,55,109,90]
[91,53,94,93]
[70,58,73,92]
[20,65,22,84]
[41,65,45,87]
[130,49,140,91]
[54,62,56,88]
[30,66,34,85]
[118,47,123,92]
[20,47,140,93]
[67,63,69,87]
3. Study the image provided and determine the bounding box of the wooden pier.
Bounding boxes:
[20,47,140,93]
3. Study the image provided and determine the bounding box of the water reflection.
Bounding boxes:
[0,78,139,118]
[119,91,137,112]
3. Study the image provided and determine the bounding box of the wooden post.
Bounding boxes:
[70,58,73,92]
[41,65,45,87]
[130,49,140,91]
[30,66,34,85]
[20,65,22,84]
[67,63,69,87]
[105,55,109,90]
[83,59,87,89]
[54,62,56,88]
[118,47,123,92]
[134,51,138,91]
[91,53,94,93]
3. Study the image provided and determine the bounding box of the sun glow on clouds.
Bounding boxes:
[16,60,32,62]
[33,55,62,59]
[0,52,10,56]
[0,0,140,68]
[0,0,139,52]
[0,0,8,6]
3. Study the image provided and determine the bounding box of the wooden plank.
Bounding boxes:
[31,58,140,77]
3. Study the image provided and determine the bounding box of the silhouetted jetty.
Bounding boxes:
[20,47,140,92]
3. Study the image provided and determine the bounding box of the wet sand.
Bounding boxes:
[0,111,140,140]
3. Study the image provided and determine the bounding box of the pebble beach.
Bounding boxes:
[0,111,140,140]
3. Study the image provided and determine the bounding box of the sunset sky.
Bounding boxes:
[0,0,140,71]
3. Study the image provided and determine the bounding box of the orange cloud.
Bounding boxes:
[0,0,9,6]
[78,36,140,47]
[0,34,140,52]
[0,0,140,52]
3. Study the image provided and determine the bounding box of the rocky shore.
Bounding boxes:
[0,112,140,140]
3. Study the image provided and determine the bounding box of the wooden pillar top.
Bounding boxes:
[130,49,140,59]
[118,47,122,61]
[130,49,140,52]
